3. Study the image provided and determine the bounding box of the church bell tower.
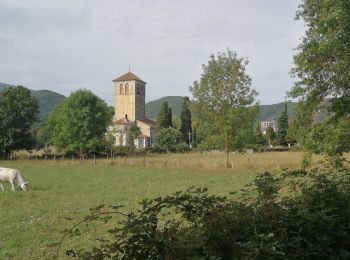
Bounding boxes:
[112,71,146,122]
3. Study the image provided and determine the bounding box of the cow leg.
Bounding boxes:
[0,183,4,191]
[10,181,15,191]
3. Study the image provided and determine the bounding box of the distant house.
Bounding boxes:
[110,72,156,149]
[260,120,278,134]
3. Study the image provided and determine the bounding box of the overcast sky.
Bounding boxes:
[0,0,305,105]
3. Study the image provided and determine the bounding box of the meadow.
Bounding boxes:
[0,151,345,259]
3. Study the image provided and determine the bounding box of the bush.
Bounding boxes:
[114,145,135,155]
[62,168,350,259]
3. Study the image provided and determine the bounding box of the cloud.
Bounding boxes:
[0,0,305,105]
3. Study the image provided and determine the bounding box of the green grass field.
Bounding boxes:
[0,160,257,259]
[2,151,348,259]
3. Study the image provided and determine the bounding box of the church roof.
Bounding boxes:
[112,72,146,83]
[114,117,134,125]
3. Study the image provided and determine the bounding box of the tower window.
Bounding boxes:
[125,83,129,94]
[119,84,124,95]
[137,84,140,95]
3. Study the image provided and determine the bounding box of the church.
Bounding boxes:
[110,71,156,148]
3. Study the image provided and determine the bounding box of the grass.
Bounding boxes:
[1,151,348,259]
[0,160,255,259]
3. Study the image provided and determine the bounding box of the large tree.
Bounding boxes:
[180,97,192,144]
[0,86,39,158]
[290,0,350,117]
[276,102,289,146]
[47,89,113,154]
[190,49,258,167]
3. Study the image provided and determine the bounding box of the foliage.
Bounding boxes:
[180,97,192,144]
[0,86,39,158]
[265,125,276,146]
[64,167,350,259]
[156,101,173,129]
[155,128,183,152]
[290,0,350,118]
[190,49,258,167]
[286,102,313,147]
[171,116,181,129]
[276,102,289,146]
[254,124,267,147]
[167,106,173,128]
[31,122,50,149]
[126,124,141,148]
[304,117,350,167]
[47,89,113,154]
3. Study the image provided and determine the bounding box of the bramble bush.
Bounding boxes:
[61,167,350,259]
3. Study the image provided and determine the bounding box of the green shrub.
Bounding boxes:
[62,168,350,259]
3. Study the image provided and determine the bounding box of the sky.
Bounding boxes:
[0,0,305,105]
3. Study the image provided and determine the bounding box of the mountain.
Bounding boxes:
[0,83,14,89]
[146,96,185,118]
[0,83,66,121]
[30,90,66,120]
[256,102,298,122]
[145,96,298,122]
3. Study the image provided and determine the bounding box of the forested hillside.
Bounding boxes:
[145,96,298,122]
[146,96,184,118]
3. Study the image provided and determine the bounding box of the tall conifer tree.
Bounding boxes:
[156,101,173,129]
[276,103,289,146]
[180,97,192,143]
[167,107,173,128]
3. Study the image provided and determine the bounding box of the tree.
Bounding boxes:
[290,0,350,117]
[304,117,350,168]
[172,116,181,129]
[47,89,113,155]
[167,107,173,128]
[155,128,183,152]
[276,102,289,146]
[190,49,258,167]
[0,86,39,158]
[156,102,171,129]
[126,124,141,148]
[180,97,192,144]
[254,124,267,147]
[266,125,276,146]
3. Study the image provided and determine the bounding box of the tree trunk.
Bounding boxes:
[224,136,229,168]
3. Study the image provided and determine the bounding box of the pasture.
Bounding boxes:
[0,151,344,259]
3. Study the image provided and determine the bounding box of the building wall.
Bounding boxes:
[114,80,145,121]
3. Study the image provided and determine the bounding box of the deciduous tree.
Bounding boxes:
[0,86,39,158]
[126,124,141,148]
[190,49,258,167]
[290,0,350,117]
[47,89,113,155]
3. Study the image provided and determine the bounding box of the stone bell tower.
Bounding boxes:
[112,71,146,122]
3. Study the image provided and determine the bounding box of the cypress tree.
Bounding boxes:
[167,107,173,128]
[156,102,169,129]
[180,97,192,144]
[276,102,289,146]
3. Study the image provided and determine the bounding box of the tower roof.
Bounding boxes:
[112,72,146,83]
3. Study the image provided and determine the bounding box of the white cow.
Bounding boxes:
[0,167,28,191]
